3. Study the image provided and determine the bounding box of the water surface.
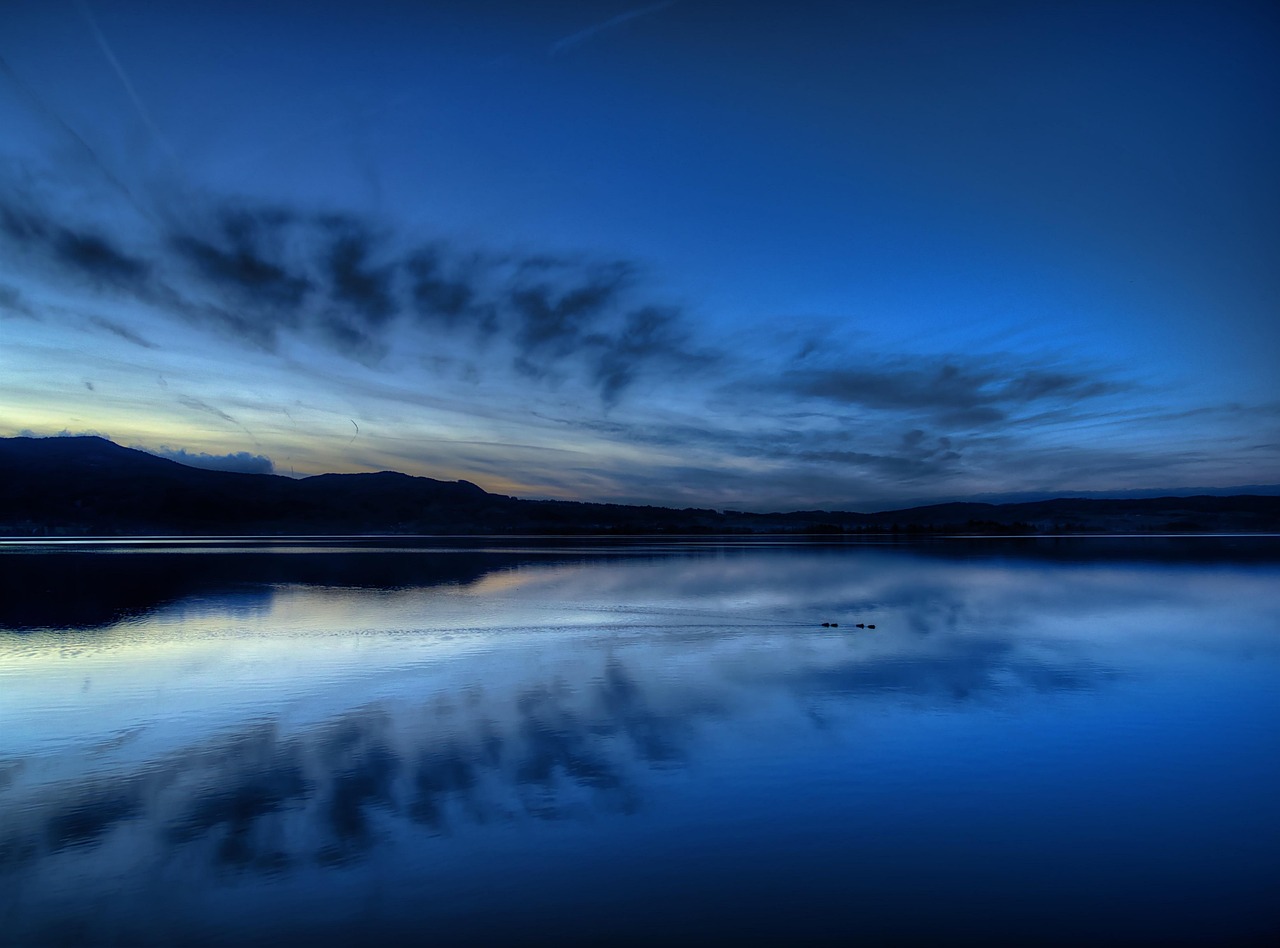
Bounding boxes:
[2,537,1278,944]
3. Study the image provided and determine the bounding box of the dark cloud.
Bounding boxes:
[0,202,46,243]
[325,224,396,327]
[785,361,995,413]
[509,260,630,355]
[142,446,276,475]
[1,199,285,354]
[2,202,150,290]
[504,261,644,393]
[52,228,149,287]
[589,305,697,404]
[0,283,36,318]
[406,248,481,326]
[0,181,705,403]
[316,311,389,362]
[782,358,1123,428]
[170,210,312,311]
[162,208,313,350]
[0,170,1123,442]
[786,447,961,482]
[87,314,158,349]
[1003,370,1119,402]
[179,293,281,351]
[546,412,968,501]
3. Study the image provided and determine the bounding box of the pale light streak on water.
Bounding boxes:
[1,538,1278,944]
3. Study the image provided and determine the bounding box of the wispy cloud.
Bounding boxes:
[0,186,711,404]
[174,395,260,446]
[0,157,1238,508]
[87,315,158,349]
[778,358,1126,429]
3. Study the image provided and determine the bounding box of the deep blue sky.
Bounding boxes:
[2,0,1277,509]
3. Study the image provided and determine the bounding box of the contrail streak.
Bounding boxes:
[0,54,151,219]
[76,0,178,163]
[550,1,676,56]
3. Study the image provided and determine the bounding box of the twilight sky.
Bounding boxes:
[2,0,1277,510]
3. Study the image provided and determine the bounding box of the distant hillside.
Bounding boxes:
[2,436,1279,536]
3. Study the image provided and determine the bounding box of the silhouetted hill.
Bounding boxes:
[2,436,1279,536]
[0,437,502,535]
[751,495,1280,535]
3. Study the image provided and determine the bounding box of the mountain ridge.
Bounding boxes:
[3,436,1279,536]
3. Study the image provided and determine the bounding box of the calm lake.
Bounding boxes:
[2,537,1278,945]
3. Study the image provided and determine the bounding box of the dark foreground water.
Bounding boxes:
[1,536,1278,945]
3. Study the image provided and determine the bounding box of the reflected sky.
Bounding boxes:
[2,540,1279,943]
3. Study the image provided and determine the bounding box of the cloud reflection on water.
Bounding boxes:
[1,540,1278,943]
[1,657,694,876]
